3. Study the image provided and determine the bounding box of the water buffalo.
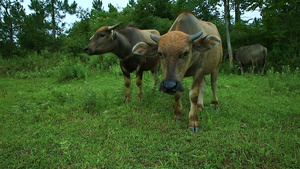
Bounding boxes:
[84,23,160,102]
[132,12,223,132]
[233,44,267,75]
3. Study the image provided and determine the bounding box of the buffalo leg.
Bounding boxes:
[122,68,131,102]
[173,92,183,121]
[151,70,158,86]
[197,79,206,110]
[136,70,143,101]
[211,70,219,109]
[240,63,244,75]
[252,61,257,74]
[189,76,204,132]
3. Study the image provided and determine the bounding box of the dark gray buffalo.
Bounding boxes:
[84,23,160,102]
[232,44,267,75]
[132,12,223,132]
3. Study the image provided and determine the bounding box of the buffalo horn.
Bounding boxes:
[150,34,159,43]
[190,32,203,42]
[108,22,122,30]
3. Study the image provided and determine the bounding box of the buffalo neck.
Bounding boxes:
[113,27,140,61]
[112,33,132,61]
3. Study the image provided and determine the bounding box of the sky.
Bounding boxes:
[65,0,129,27]
[22,0,129,27]
[75,0,128,11]
[22,0,261,27]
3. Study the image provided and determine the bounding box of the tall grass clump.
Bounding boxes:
[86,53,122,76]
[0,50,64,78]
[79,87,105,114]
[220,61,241,74]
[99,53,118,70]
[267,65,300,94]
[54,58,87,82]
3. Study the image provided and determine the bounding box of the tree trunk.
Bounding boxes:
[224,0,233,67]
[235,1,241,24]
[9,22,14,57]
[51,0,56,52]
[2,0,14,57]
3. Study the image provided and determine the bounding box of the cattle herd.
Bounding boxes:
[84,12,267,133]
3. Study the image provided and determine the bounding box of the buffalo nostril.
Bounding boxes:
[161,80,177,92]
[83,47,89,52]
[164,81,177,89]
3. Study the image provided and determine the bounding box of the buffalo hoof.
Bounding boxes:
[189,127,199,133]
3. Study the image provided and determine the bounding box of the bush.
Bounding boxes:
[87,55,101,70]
[267,66,300,94]
[80,87,103,114]
[55,58,87,82]
[220,61,241,75]
[0,50,67,78]
[99,53,118,70]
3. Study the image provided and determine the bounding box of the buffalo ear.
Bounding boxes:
[192,35,221,52]
[111,30,118,39]
[132,42,158,56]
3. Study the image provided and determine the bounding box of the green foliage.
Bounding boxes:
[267,66,300,94]
[98,53,119,70]
[18,13,52,53]
[121,0,173,32]
[259,0,299,71]
[1,0,299,72]
[92,0,103,11]
[0,50,62,77]
[54,57,87,82]
[89,10,122,32]
[0,0,26,58]
[61,19,91,55]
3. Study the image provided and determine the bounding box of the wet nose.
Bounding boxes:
[160,80,178,93]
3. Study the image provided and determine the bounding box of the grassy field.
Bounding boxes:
[0,66,299,168]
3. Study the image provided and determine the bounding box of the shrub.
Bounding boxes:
[267,66,300,94]
[109,64,123,76]
[87,55,101,70]
[55,58,87,82]
[100,53,118,70]
[80,87,102,114]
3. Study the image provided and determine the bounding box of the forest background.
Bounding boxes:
[0,0,299,73]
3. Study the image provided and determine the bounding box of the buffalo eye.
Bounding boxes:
[99,33,105,38]
[180,51,189,58]
[158,52,164,58]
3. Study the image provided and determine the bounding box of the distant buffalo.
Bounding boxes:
[226,44,267,75]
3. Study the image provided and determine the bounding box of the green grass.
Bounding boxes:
[0,69,299,168]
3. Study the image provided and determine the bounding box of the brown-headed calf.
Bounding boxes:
[132,12,223,132]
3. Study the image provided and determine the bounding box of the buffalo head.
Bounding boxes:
[132,31,220,94]
[84,23,121,55]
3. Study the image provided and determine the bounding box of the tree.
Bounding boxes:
[223,0,233,67]
[108,3,117,13]
[0,0,25,58]
[42,0,77,51]
[92,0,103,11]
[260,0,300,70]
[18,0,51,52]
[125,0,173,33]
[171,0,221,22]
[234,0,241,24]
